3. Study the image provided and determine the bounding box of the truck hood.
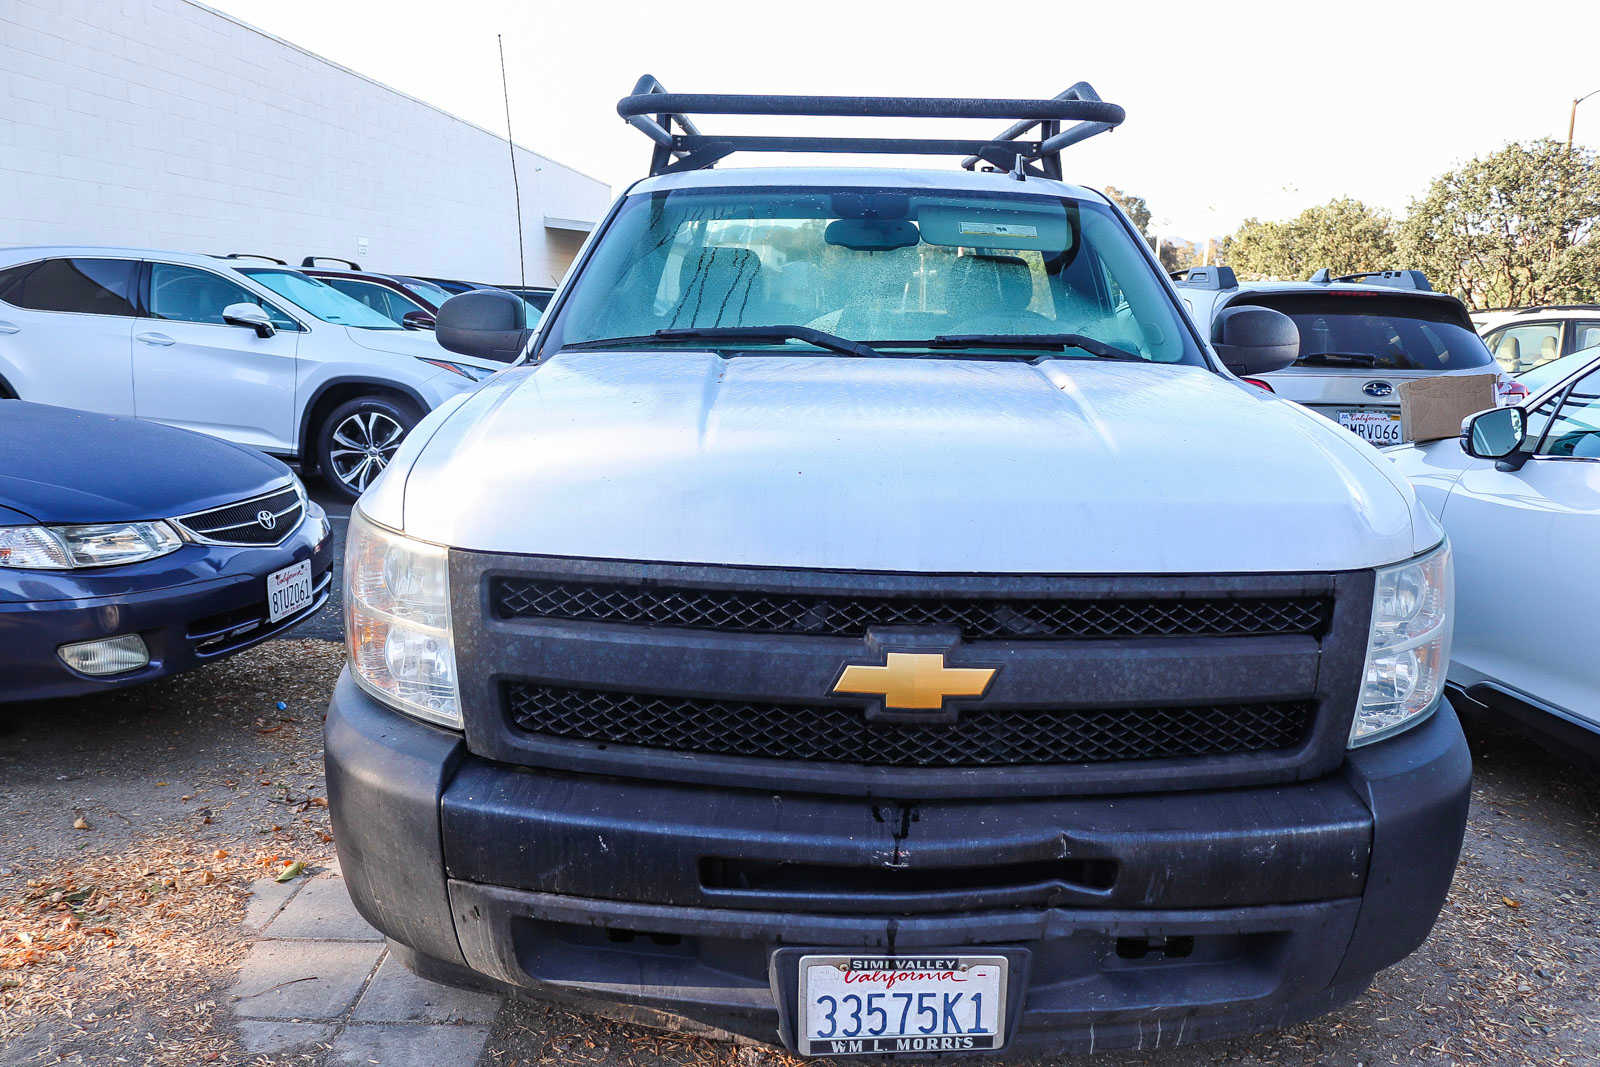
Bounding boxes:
[387,351,1436,573]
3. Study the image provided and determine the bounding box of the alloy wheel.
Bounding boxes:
[328,410,405,492]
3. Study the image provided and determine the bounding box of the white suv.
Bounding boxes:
[1474,305,1600,377]
[0,247,514,499]
[1177,267,1524,446]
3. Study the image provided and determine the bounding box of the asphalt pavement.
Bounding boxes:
[298,479,350,642]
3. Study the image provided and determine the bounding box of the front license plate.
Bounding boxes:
[266,559,313,623]
[1338,410,1403,445]
[796,954,1007,1057]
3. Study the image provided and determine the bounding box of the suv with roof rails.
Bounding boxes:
[1474,305,1600,377]
[0,247,511,501]
[326,79,1470,1058]
[1177,267,1526,445]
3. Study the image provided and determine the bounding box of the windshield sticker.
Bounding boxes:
[959,221,1039,239]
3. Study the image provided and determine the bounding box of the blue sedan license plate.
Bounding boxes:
[796,954,1007,1057]
[266,559,313,623]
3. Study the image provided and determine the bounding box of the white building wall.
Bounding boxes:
[0,0,611,285]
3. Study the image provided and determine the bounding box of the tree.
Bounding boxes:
[1220,199,1397,281]
[1158,238,1200,274]
[1103,186,1198,272]
[1102,186,1152,237]
[1398,139,1600,309]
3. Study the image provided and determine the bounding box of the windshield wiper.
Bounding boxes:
[561,326,881,359]
[877,334,1145,362]
[1295,352,1378,367]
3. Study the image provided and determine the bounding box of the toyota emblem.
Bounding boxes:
[256,509,277,531]
[1362,380,1394,398]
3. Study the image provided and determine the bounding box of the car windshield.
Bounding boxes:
[238,268,402,329]
[538,185,1203,365]
[1231,292,1495,372]
[398,278,453,306]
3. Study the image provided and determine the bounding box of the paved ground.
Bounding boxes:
[297,481,349,642]
[231,859,498,1064]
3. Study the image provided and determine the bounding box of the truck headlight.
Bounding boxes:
[344,508,461,729]
[0,522,183,569]
[1350,541,1453,747]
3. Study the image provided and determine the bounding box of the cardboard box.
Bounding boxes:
[1399,374,1498,443]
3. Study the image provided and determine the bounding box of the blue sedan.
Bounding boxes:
[1,401,335,702]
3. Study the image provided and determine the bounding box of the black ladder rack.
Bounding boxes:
[617,75,1124,179]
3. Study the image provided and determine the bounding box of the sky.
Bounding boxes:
[204,0,1600,241]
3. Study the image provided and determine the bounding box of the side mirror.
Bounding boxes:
[222,302,276,339]
[1461,405,1529,469]
[434,290,531,363]
[401,310,436,331]
[1211,305,1298,377]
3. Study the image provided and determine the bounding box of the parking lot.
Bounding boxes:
[2,480,1598,1065]
[5,3,1600,1060]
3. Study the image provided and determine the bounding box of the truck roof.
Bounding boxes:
[630,165,1108,202]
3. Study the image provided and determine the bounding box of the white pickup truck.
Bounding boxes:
[325,80,1470,1058]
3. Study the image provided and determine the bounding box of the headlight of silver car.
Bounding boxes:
[0,522,183,569]
[345,508,461,729]
[1350,540,1454,747]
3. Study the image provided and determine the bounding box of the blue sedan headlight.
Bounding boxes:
[0,522,184,569]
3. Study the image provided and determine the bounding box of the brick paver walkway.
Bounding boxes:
[230,860,499,1064]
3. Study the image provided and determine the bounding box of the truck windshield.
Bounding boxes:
[539,185,1204,365]
[1231,293,1495,372]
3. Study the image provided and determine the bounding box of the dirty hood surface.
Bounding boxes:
[392,350,1428,574]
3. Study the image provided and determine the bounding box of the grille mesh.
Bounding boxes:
[178,485,302,546]
[493,578,1330,641]
[504,683,1315,768]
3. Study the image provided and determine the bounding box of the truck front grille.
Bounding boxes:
[492,578,1331,641]
[458,554,1371,798]
[503,682,1315,768]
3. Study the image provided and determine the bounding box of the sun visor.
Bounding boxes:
[915,204,1074,253]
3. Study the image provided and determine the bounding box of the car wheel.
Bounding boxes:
[317,396,420,501]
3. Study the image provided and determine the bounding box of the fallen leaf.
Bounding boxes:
[309,797,328,808]
[72,816,90,831]
[212,849,229,860]
[274,860,305,884]
[1503,896,1521,908]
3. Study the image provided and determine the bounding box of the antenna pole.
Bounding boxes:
[498,35,526,287]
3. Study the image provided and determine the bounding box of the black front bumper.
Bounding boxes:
[326,671,1470,1055]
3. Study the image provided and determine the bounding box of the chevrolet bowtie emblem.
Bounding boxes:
[832,652,996,711]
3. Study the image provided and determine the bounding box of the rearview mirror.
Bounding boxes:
[222,302,276,339]
[1210,305,1298,377]
[434,290,532,363]
[1461,405,1527,468]
[401,309,436,331]
[824,218,919,251]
